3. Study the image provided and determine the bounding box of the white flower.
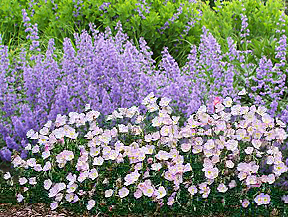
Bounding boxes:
[25,143,31,150]
[3,172,11,180]
[223,97,233,107]
[87,199,95,210]
[85,104,91,111]
[43,161,52,171]
[44,179,53,190]
[39,127,49,135]
[19,177,28,185]
[89,168,99,180]
[244,147,254,155]
[26,129,36,139]
[17,194,24,203]
[156,186,167,199]
[151,163,162,171]
[118,187,129,198]
[225,160,235,168]
[32,145,40,154]
[42,151,50,160]
[29,177,37,185]
[50,202,58,210]
[238,88,247,95]
[159,97,172,107]
[105,189,114,198]
[217,183,228,193]
[65,193,74,202]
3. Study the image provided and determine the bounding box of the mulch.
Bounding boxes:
[0,203,77,217]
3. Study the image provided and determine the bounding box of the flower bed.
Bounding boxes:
[2,93,288,216]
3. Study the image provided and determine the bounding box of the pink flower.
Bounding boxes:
[254,193,270,205]
[217,183,228,193]
[241,199,250,208]
[213,97,222,106]
[134,189,143,199]
[118,187,129,198]
[147,158,153,164]
[281,195,288,203]
[167,196,175,206]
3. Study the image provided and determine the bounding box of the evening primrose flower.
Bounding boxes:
[3,172,11,180]
[89,168,98,180]
[43,161,52,171]
[65,193,74,202]
[27,158,37,167]
[246,175,257,185]
[267,174,275,184]
[44,179,52,190]
[151,163,162,171]
[217,183,228,193]
[118,187,129,198]
[228,180,237,189]
[281,195,288,203]
[225,160,234,168]
[17,194,24,203]
[204,139,215,150]
[159,97,171,107]
[226,140,238,151]
[42,150,50,160]
[203,167,219,179]
[67,183,78,193]
[223,97,233,107]
[134,189,142,199]
[143,185,155,197]
[273,162,288,176]
[155,186,167,199]
[188,185,198,195]
[29,177,37,185]
[155,150,170,161]
[50,202,58,210]
[244,147,254,155]
[241,199,250,208]
[86,199,95,210]
[32,145,40,153]
[105,189,114,198]
[160,125,172,136]
[26,129,39,140]
[19,177,28,185]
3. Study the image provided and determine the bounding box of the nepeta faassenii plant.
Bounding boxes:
[2,92,288,216]
[0,20,233,163]
[0,21,161,162]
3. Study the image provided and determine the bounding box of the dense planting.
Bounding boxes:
[2,94,288,216]
[0,0,288,216]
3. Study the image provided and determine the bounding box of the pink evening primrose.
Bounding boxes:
[86,200,96,210]
[241,199,250,208]
[118,187,129,198]
[17,194,24,203]
[44,179,53,190]
[281,195,288,203]
[156,186,167,199]
[105,189,114,198]
[217,183,228,193]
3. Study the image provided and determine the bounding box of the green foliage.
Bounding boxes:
[0,0,287,68]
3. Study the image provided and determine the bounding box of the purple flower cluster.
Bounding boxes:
[22,9,41,54]
[99,2,111,13]
[159,3,184,34]
[72,0,84,18]
[182,8,202,35]
[134,0,151,20]
[0,22,162,161]
[182,27,239,105]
